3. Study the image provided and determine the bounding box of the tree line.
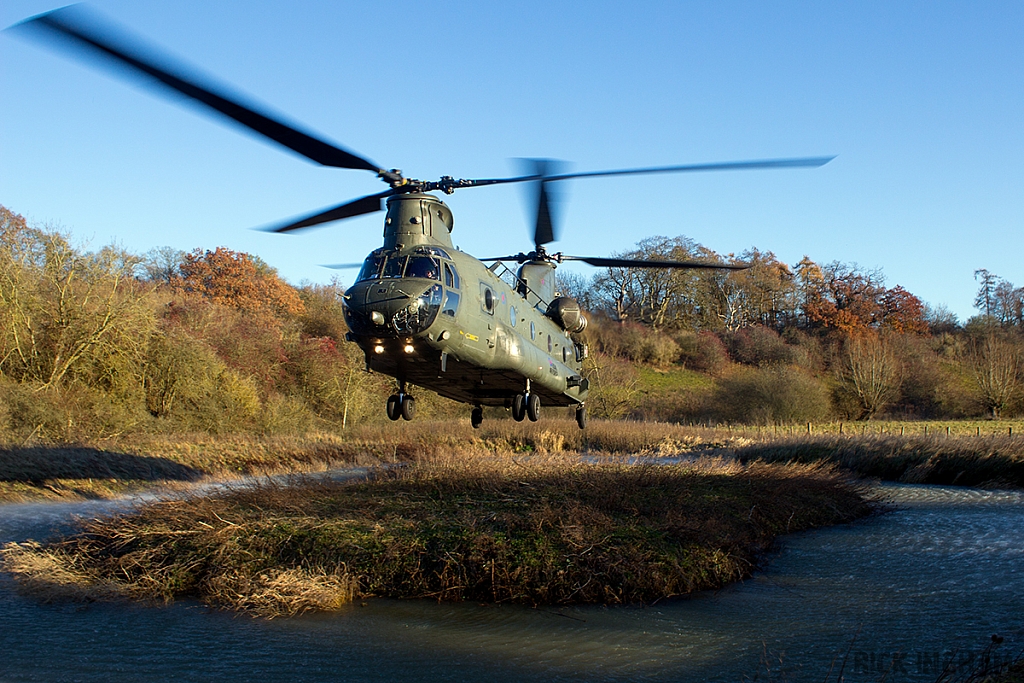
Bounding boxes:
[1,205,1021,442]
[563,235,1023,422]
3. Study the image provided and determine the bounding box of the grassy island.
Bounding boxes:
[2,453,870,616]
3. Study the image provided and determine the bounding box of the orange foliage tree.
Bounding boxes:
[173,247,304,318]
[879,285,927,333]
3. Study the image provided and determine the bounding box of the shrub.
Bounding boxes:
[724,326,796,366]
[675,331,730,376]
[714,365,831,424]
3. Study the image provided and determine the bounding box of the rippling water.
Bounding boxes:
[1,484,1021,682]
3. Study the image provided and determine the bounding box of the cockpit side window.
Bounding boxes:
[382,256,406,279]
[356,254,385,282]
[444,262,460,289]
[405,256,440,280]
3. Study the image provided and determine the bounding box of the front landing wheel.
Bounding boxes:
[512,394,526,422]
[386,395,401,421]
[471,406,483,429]
[400,394,415,421]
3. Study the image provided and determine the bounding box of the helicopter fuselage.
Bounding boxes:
[343,193,589,409]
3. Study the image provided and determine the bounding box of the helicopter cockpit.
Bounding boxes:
[346,246,460,336]
[355,246,456,284]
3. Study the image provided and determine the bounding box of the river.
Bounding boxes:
[1,483,1021,682]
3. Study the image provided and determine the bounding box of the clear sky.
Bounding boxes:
[2,1,1022,322]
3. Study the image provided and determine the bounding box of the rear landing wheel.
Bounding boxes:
[512,394,526,422]
[526,393,540,422]
[386,394,401,421]
[471,406,483,429]
[575,405,587,430]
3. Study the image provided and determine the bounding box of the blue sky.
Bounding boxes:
[2,1,1021,322]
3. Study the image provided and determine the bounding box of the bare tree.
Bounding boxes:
[966,335,1021,418]
[838,334,904,419]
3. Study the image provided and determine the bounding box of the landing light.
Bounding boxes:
[404,343,415,354]
[374,344,385,354]
[370,311,385,326]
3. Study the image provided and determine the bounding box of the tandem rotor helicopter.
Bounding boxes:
[14,7,833,430]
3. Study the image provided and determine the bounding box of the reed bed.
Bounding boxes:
[734,434,1024,488]
[1,452,871,616]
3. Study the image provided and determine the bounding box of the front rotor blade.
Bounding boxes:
[321,262,366,269]
[15,7,381,172]
[565,256,750,270]
[543,157,835,182]
[266,191,393,233]
[459,156,834,190]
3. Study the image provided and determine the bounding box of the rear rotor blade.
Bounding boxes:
[15,6,382,172]
[265,191,393,233]
[563,256,750,270]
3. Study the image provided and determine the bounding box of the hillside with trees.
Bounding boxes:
[1,205,1021,442]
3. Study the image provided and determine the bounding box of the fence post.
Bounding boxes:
[807,422,811,435]
[946,426,950,437]
[901,426,905,436]
[839,423,843,435]
[924,425,928,436]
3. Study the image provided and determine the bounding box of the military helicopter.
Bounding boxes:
[14,7,833,429]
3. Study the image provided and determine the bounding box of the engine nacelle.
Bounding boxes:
[546,296,587,333]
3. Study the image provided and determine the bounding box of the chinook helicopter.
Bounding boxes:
[15,7,833,429]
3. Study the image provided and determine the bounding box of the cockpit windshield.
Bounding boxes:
[382,256,406,279]
[355,253,444,282]
[356,254,385,282]
[405,256,440,280]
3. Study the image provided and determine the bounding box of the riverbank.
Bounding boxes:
[1,454,871,616]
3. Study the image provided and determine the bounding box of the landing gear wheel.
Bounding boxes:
[512,394,526,422]
[471,406,483,429]
[400,394,415,421]
[526,393,540,422]
[386,395,401,421]
[575,405,587,430]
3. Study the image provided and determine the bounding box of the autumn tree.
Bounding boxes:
[174,247,304,319]
[799,259,885,334]
[879,285,927,333]
[0,207,153,391]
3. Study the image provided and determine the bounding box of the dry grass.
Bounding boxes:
[4,418,1023,501]
[1,451,871,616]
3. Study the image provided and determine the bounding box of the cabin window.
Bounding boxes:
[530,321,536,340]
[444,262,460,289]
[442,290,460,317]
[547,335,552,353]
[382,255,406,279]
[509,306,517,326]
[405,256,440,280]
[356,253,385,282]
[481,284,495,315]
[562,346,568,363]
